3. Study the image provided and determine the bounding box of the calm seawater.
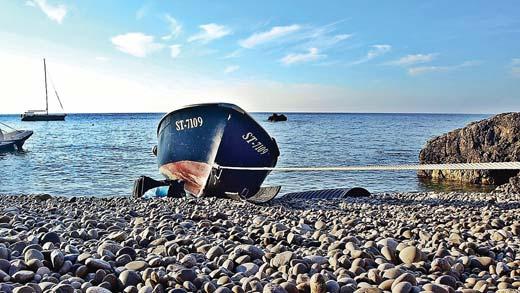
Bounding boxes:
[0,113,490,197]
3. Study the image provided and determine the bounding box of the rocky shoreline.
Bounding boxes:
[418,112,520,190]
[0,192,519,293]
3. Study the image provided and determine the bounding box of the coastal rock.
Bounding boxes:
[418,112,520,185]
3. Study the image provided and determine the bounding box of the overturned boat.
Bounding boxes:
[134,103,281,201]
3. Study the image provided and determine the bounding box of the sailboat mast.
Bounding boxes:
[43,58,48,114]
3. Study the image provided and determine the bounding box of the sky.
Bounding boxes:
[0,0,519,114]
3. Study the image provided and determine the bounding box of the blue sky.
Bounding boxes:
[0,0,519,113]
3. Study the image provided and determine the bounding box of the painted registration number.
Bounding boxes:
[176,117,203,131]
[242,132,269,155]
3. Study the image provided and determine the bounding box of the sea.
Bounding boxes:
[0,112,491,197]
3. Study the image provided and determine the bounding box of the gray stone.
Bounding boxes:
[398,246,421,264]
[12,270,35,283]
[24,249,44,263]
[86,287,112,293]
[271,251,293,267]
[124,261,148,271]
[391,282,412,293]
[177,269,196,282]
[86,258,112,270]
[51,249,65,269]
[119,269,142,287]
[41,232,60,244]
[310,273,327,293]
[236,263,259,277]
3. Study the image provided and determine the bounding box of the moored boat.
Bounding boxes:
[134,103,280,200]
[268,113,287,122]
[21,58,66,121]
[0,122,33,152]
[21,111,66,121]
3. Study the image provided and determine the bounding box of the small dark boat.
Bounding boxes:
[134,103,281,200]
[21,112,66,121]
[21,58,66,122]
[0,123,33,152]
[268,113,287,122]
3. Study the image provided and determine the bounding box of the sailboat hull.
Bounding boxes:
[21,113,66,121]
[156,103,279,198]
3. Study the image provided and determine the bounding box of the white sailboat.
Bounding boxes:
[21,58,66,121]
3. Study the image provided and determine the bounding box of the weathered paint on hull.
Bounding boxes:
[157,103,279,198]
[159,161,212,196]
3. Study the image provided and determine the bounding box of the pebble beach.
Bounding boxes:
[0,192,519,293]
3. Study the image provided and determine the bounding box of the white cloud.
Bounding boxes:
[333,34,352,42]
[306,33,353,50]
[239,25,301,48]
[95,56,109,62]
[188,23,231,44]
[169,44,181,58]
[111,33,165,58]
[351,44,391,65]
[161,14,182,40]
[26,0,67,24]
[386,53,437,66]
[224,65,240,74]
[280,48,326,65]
[408,61,479,76]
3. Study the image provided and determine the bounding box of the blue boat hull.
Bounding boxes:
[156,103,279,198]
[0,130,33,152]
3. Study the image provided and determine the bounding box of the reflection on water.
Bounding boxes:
[417,177,496,193]
[0,148,28,158]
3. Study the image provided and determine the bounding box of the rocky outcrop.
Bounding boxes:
[418,112,520,187]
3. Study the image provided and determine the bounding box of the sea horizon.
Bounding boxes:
[0,110,497,116]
